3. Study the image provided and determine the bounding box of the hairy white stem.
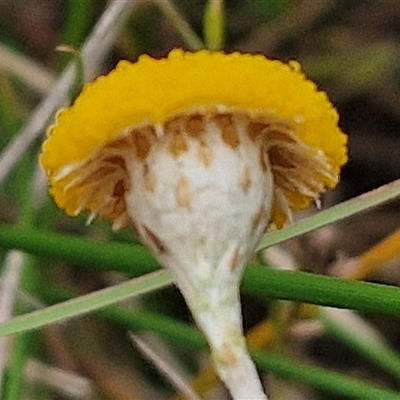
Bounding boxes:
[0,251,25,394]
[175,268,267,399]
[25,359,94,398]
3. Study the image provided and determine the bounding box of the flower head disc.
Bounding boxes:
[40,49,347,228]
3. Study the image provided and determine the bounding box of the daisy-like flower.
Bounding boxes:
[40,49,347,399]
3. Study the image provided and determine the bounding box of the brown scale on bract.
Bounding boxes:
[131,125,157,161]
[55,108,336,231]
[184,113,206,137]
[142,224,168,254]
[165,116,189,158]
[229,246,241,273]
[198,139,213,167]
[240,165,252,194]
[175,175,193,210]
[251,206,264,233]
[143,163,157,193]
[248,120,269,142]
[214,113,240,149]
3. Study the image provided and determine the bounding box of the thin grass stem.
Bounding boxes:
[258,178,400,250]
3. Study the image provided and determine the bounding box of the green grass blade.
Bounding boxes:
[62,0,94,48]
[2,333,30,400]
[253,350,400,400]
[257,178,400,250]
[0,75,22,138]
[243,265,400,314]
[203,0,225,50]
[0,270,172,336]
[0,224,159,276]
[57,0,94,73]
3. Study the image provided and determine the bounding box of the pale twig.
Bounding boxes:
[263,246,297,271]
[0,43,54,94]
[0,281,45,312]
[0,251,25,392]
[0,0,136,184]
[129,332,202,400]
[320,308,385,347]
[25,359,94,399]
[319,307,400,380]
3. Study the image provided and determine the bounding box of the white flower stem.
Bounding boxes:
[202,308,267,400]
[173,271,268,400]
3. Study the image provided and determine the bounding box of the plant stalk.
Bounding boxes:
[173,269,267,399]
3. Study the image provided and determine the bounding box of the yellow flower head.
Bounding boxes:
[40,49,347,228]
